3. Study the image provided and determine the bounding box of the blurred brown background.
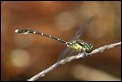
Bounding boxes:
[1,1,121,81]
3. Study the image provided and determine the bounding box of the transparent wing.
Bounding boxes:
[67,50,80,57]
[57,16,96,62]
[73,16,96,40]
[57,47,80,62]
[57,47,72,62]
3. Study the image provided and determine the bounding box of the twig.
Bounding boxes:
[27,42,121,81]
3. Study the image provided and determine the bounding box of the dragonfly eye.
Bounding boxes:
[86,48,92,53]
[84,42,93,53]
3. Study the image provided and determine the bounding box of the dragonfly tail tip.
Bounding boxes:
[15,29,19,33]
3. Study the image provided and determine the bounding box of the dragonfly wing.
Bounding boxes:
[65,50,80,59]
[56,16,96,62]
[73,16,96,40]
[56,47,73,62]
[57,47,81,62]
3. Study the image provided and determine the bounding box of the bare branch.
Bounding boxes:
[27,42,121,81]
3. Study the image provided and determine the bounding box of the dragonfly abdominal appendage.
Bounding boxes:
[15,29,19,33]
[15,29,30,34]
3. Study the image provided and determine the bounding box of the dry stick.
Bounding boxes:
[27,42,121,81]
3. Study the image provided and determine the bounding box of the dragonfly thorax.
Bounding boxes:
[66,39,93,53]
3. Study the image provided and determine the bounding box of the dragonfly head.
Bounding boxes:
[84,42,93,53]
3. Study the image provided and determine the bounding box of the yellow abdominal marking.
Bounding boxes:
[71,43,83,51]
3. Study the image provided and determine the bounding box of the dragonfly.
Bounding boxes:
[15,16,96,62]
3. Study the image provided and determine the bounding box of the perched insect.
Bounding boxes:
[15,16,95,61]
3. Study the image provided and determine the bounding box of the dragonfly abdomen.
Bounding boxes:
[15,29,67,44]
